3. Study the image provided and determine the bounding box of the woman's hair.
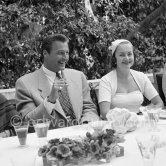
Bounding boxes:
[110,39,133,70]
[111,52,117,69]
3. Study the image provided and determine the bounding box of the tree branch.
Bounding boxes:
[127,0,166,40]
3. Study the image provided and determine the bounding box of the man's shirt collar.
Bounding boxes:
[42,65,55,78]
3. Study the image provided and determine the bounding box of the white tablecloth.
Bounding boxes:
[0,120,166,166]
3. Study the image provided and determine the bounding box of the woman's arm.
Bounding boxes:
[98,73,114,120]
[150,95,164,108]
[99,101,111,120]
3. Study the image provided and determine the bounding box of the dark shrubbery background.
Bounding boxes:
[0,0,166,88]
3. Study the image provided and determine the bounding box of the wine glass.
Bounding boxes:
[146,105,162,132]
[135,133,159,166]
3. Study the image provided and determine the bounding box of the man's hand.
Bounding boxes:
[47,78,68,103]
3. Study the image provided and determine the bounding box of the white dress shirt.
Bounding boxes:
[42,65,61,115]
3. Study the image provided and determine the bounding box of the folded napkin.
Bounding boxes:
[106,108,139,134]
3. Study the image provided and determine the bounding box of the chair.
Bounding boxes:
[153,72,166,105]
[0,94,18,137]
[89,81,100,116]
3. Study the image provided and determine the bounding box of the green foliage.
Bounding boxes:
[0,0,165,88]
[119,0,166,72]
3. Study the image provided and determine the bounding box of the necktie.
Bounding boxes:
[56,72,77,125]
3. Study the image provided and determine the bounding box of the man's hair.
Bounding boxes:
[41,34,69,55]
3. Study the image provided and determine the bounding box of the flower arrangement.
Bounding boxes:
[38,129,125,166]
[106,108,139,134]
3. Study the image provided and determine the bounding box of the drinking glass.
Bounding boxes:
[136,134,158,166]
[56,71,68,88]
[33,119,50,147]
[89,120,108,133]
[146,105,161,132]
[14,121,29,147]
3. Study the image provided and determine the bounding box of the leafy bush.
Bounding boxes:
[0,0,165,88]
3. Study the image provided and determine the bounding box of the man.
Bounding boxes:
[15,34,99,129]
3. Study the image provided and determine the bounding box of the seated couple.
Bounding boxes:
[15,34,163,130]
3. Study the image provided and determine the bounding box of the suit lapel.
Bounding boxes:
[38,68,51,99]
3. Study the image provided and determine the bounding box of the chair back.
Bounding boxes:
[89,81,100,116]
[153,72,165,105]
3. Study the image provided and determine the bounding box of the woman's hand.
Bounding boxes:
[99,101,111,120]
[151,95,164,109]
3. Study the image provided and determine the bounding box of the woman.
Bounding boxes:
[98,39,163,119]
[162,63,166,104]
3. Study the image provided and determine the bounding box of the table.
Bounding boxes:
[0,120,166,166]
